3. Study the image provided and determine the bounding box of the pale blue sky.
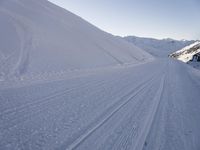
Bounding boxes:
[49,0,200,40]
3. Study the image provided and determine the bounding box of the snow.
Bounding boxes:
[124,36,194,57]
[170,41,200,63]
[175,41,200,54]
[188,61,200,70]
[0,0,152,80]
[1,59,200,150]
[143,60,200,150]
[1,0,200,150]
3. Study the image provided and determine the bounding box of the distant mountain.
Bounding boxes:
[170,41,200,69]
[0,0,152,80]
[170,41,200,62]
[124,36,194,57]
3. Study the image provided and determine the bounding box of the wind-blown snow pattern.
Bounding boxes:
[1,0,200,150]
[124,36,194,57]
[0,0,152,80]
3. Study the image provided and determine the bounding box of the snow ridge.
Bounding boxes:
[124,36,194,57]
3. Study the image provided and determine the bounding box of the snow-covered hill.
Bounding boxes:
[124,36,194,57]
[0,0,152,80]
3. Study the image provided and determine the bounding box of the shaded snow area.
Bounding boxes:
[124,36,194,57]
[1,59,200,150]
[188,61,200,70]
[0,0,152,81]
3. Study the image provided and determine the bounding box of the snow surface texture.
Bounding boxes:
[0,0,152,81]
[1,59,200,150]
[124,36,194,57]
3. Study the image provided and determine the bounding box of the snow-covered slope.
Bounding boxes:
[0,0,152,80]
[170,41,200,62]
[124,36,193,57]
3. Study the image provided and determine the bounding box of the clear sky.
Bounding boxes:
[48,0,200,40]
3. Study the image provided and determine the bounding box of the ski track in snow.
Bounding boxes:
[65,73,161,150]
[0,59,200,150]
